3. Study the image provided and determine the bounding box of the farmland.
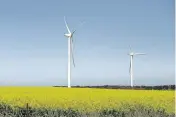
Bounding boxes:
[0,87,174,117]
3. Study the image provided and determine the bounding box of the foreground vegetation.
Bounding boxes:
[0,87,174,117]
[0,103,174,117]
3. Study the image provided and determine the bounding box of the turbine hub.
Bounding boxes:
[64,33,72,38]
[130,52,134,56]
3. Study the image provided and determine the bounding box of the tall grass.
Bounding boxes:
[0,103,174,117]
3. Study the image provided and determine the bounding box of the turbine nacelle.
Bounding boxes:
[64,33,72,38]
[64,30,76,38]
[129,52,134,56]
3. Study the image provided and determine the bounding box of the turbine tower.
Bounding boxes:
[64,17,76,88]
[128,47,146,87]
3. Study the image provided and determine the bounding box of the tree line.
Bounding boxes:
[54,85,175,90]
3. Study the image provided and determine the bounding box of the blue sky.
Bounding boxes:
[0,0,174,86]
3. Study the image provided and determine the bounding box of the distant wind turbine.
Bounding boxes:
[128,47,146,87]
[64,16,85,88]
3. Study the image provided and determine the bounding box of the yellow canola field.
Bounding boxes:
[0,87,174,113]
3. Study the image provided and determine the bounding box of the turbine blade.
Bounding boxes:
[129,59,131,74]
[72,20,85,34]
[72,30,76,36]
[129,45,133,55]
[64,16,71,34]
[71,35,74,49]
[134,53,146,55]
[129,45,132,52]
[129,45,131,51]
[71,38,75,67]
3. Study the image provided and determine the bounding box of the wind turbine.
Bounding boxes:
[64,17,84,88]
[128,47,146,87]
[64,16,76,88]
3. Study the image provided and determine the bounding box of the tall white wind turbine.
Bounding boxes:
[64,17,84,88]
[128,47,146,87]
[64,17,76,88]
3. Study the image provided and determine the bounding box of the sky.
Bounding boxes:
[0,0,174,86]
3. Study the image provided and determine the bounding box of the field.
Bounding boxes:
[0,87,174,117]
